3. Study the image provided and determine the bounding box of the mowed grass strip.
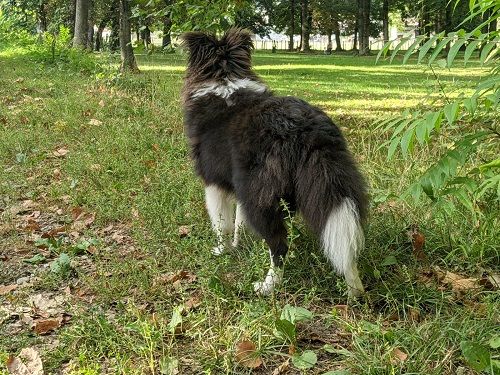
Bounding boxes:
[0,47,498,374]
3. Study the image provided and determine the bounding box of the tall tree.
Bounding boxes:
[300,0,311,51]
[289,0,295,50]
[119,0,139,72]
[382,0,389,43]
[73,0,89,48]
[357,0,370,55]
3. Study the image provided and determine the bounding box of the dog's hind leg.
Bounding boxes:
[232,202,246,247]
[244,205,288,295]
[205,185,234,255]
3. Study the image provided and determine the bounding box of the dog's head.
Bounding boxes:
[181,28,255,82]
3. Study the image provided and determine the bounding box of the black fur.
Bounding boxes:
[181,28,368,271]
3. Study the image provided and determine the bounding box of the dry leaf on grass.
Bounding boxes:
[333,304,349,319]
[88,119,102,126]
[0,284,17,295]
[24,218,40,232]
[34,318,62,335]
[390,347,408,364]
[7,347,44,375]
[154,270,197,286]
[52,147,68,158]
[271,358,290,375]
[40,226,66,239]
[408,225,426,261]
[184,295,201,312]
[434,266,481,292]
[235,340,263,369]
[178,225,190,238]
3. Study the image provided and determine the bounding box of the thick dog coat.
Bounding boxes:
[181,28,368,297]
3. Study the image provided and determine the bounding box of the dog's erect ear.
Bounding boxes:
[222,28,254,52]
[180,32,217,53]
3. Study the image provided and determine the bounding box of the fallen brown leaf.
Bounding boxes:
[6,347,44,375]
[24,219,40,232]
[434,266,481,292]
[407,225,426,260]
[184,295,201,312]
[53,169,61,180]
[34,317,62,335]
[52,147,68,158]
[479,273,500,290]
[0,284,17,295]
[41,226,66,239]
[88,118,102,126]
[178,225,190,238]
[235,340,263,369]
[26,211,41,219]
[71,207,84,220]
[391,347,408,364]
[271,358,290,375]
[154,270,197,286]
[333,304,349,319]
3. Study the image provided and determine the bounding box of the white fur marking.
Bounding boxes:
[205,185,234,255]
[191,78,267,101]
[254,267,283,295]
[232,202,246,247]
[321,198,365,296]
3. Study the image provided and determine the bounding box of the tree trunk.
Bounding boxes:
[357,0,371,55]
[87,0,94,50]
[326,31,332,54]
[333,20,342,51]
[119,0,139,73]
[68,0,76,36]
[109,0,120,52]
[382,0,389,43]
[289,0,295,51]
[37,0,47,33]
[73,0,89,48]
[300,0,310,52]
[95,21,106,51]
[353,23,358,51]
[162,15,172,48]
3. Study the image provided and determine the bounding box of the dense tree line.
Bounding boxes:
[0,0,491,64]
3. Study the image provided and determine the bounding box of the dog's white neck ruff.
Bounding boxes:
[191,78,267,101]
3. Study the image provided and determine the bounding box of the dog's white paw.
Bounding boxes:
[253,268,283,296]
[211,245,225,256]
[253,280,274,295]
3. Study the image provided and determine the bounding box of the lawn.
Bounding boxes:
[0,45,498,375]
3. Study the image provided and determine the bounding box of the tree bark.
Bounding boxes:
[289,0,295,51]
[73,0,89,48]
[300,0,310,52]
[357,0,371,55]
[87,0,94,50]
[333,20,342,51]
[37,0,47,33]
[353,23,358,51]
[382,0,389,43]
[109,0,120,51]
[162,14,172,49]
[95,20,106,51]
[119,0,139,73]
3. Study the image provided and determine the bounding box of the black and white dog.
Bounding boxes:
[181,28,368,297]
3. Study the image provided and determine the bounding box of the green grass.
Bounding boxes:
[0,45,498,375]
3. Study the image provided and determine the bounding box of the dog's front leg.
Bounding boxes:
[232,202,246,247]
[205,185,234,255]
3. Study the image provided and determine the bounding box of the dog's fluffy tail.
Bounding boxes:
[296,146,367,295]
